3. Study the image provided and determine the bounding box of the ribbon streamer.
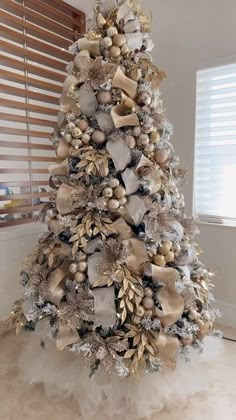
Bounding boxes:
[144,264,184,327]
[48,159,69,177]
[120,195,148,226]
[56,320,80,351]
[125,238,149,275]
[156,332,179,370]
[87,252,109,287]
[106,137,131,172]
[111,217,133,240]
[112,67,138,99]
[56,183,78,216]
[122,168,140,195]
[93,287,117,329]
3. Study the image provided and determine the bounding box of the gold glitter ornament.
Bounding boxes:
[107,199,120,211]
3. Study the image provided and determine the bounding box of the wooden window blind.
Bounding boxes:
[0,0,85,228]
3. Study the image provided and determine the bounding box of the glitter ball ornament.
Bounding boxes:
[150,131,161,144]
[109,178,120,188]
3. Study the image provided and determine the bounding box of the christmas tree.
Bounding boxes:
[2,0,220,386]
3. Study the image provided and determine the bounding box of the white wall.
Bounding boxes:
[65,0,236,325]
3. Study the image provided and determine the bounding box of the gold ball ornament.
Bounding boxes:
[78,261,87,273]
[136,305,146,318]
[121,44,130,55]
[82,133,90,144]
[107,26,118,37]
[133,315,142,325]
[107,199,120,211]
[72,127,82,138]
[144,144,154,154]
[153,254,166,267]
[181,335,194,346]
[196,319,206,340]
[118,196,127,206]
[159,243,171,256]
[139,134,149,146]
[92,130,106,144]
[71,139,82,149]
[150,131,161,144]
[136,92,152,107]
[154,149,169,164]
[125,135,136,149]
[76,120,89,132]
[142,297,155,310]
[97,90,113,105]
[165,251,175,263]
[103,187,113,199]
[145,310,153,317]
[109,46,121,58]
[113,34,126,47]
[78,252,87,262]
[64,133,72,144]
[74,272,86,283]
[102,36,113,49]
[114,185,126,199]
[109,178,120,189]
[144,288,154,297]
[127,67,142,82]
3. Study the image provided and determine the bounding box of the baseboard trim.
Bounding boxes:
[215,299,236,329]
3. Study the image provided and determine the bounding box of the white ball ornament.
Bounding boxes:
[102,36,113,49]
[107,26,118,37]
[139,134,149,146]
[125,135,136,149]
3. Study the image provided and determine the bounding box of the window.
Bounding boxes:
[194,60,236,225]
[0,0,85,228]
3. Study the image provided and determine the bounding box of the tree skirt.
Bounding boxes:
[0,332,222,420]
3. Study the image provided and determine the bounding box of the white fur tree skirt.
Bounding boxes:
[0,332,223,420]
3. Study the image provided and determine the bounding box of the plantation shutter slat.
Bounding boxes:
[194,62,236,224]
[0,0,85,227]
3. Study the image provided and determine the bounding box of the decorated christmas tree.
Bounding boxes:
[1,0,221,417]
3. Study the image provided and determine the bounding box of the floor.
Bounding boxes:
[0,326,236,420]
